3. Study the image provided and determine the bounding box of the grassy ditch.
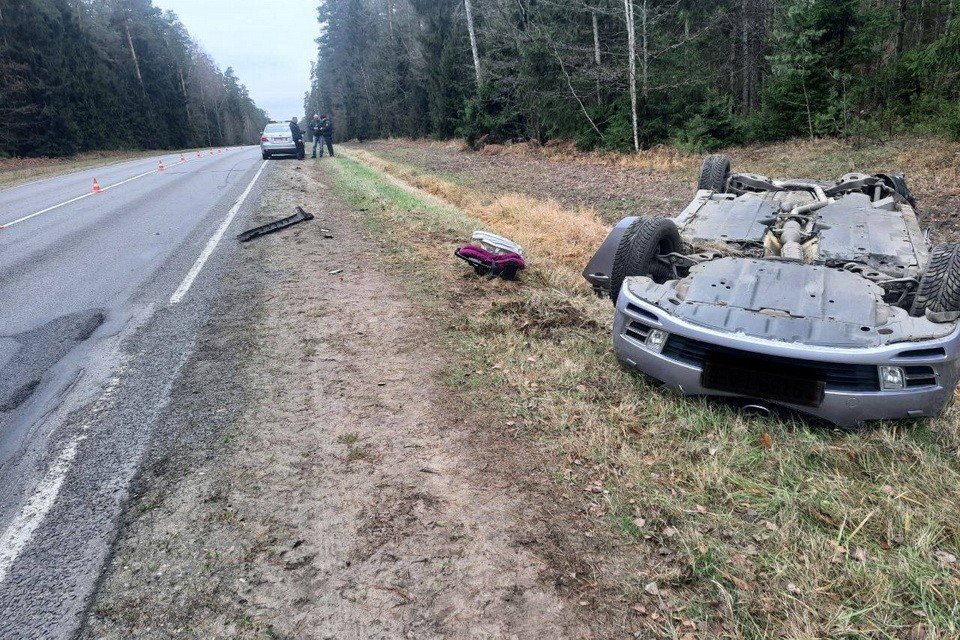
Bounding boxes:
[323,151,960,638]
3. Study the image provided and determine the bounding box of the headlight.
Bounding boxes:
[879,366,905,390]
[645,329,669,353]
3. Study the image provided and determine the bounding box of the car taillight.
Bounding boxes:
[261,136,268,142]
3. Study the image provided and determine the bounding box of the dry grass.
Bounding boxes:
[344,148,608,292]
[326,149,960,639]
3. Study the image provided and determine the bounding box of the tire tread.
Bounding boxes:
[609,216,681,303]
[697,154,731,192]
[911,243,960,319]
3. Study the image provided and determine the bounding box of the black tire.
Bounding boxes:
[910,243,960,321]
[262,151,270,160]
[609,216,682,304]
[698,154,731,192]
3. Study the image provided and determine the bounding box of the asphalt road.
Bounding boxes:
[0,147,275,638]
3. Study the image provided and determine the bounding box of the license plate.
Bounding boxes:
[702,354,826,407]
[273,137,289,141]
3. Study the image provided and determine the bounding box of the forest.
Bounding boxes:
[306,0,960,151]
[0,0,267,157]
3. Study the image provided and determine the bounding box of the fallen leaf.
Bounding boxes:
[633,518,646,529]
[759,433,773,448]
[764,521,778,531]
[695,505,708,514]
[644,582,660,596]
[852,547,868,562]
[630,603,647,615]
[721,571,751,591]
[662,526,679,538]
[786,582,800,594]
[934,550,957,565]
[708,447,718,456]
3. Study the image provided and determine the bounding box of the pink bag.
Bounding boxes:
[455,244,526,280]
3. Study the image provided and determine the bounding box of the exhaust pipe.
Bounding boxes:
[742,404,772,418]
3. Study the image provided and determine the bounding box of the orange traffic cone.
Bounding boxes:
[92,178,103,193]
[180,154,186,163]
[196,151,202,158]
[158,159,166,171]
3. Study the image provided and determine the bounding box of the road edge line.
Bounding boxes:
[169,160,268,305]
[0,432,87,583]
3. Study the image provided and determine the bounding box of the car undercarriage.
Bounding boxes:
[583,155,960,427]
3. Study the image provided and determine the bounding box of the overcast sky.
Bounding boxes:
[154,0,318,121]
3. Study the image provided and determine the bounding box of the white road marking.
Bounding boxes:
[169,160,268,305]
[0,433,86,583]
[0,367,126,583]
[0,368,123,584]
[0,153,205,229]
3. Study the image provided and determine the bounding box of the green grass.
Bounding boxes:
[336,432,359,445]
[322,150,960,638]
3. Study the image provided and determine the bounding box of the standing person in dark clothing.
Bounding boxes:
[318,114,334,157]
[309,114,323,159]
[290,116,305,160]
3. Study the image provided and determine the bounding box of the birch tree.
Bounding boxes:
[623,0,639,150]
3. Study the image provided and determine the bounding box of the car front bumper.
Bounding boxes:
[614,283,960,428]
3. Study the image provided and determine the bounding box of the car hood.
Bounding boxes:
[625,257,955,347]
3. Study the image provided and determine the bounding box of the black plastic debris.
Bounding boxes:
[237,206,314,242]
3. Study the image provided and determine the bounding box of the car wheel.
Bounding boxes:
[910,243,960,322]
[262,152,270,160]
[698,154,731,192]
[609,216,682,304]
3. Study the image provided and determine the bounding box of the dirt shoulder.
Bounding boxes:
[85,161,604,639]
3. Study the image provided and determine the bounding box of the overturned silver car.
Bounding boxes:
[584,155,960,427]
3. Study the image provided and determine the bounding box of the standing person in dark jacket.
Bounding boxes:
[290,117,305,160]
[309,114,323,159]
[318,114,334,157]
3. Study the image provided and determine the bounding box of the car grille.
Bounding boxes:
[660,333,881,391]
[904,366,937,388]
